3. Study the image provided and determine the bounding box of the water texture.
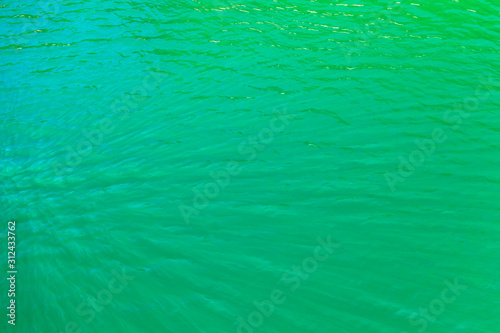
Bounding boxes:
[1,0,499,332]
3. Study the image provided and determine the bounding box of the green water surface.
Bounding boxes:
[1,0,499,332]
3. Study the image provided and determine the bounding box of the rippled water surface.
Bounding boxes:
[1,0,499,332]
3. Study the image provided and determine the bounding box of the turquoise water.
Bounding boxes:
[1,0,499,332]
